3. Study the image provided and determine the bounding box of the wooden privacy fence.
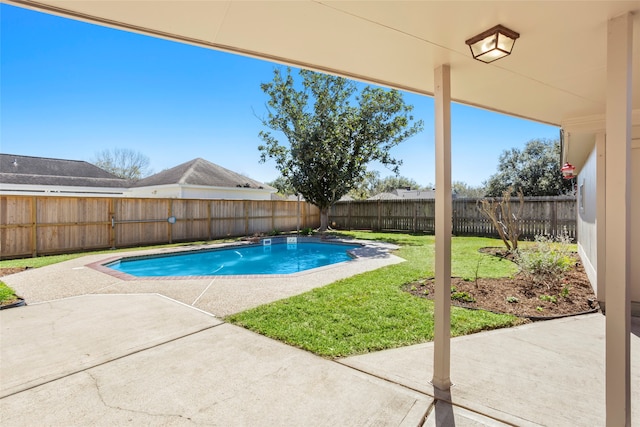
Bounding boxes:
[330,196,576,240]
[0,196,320,259]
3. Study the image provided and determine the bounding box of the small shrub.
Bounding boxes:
[269,229,281,236]
[300,227,314,236]
[516,231,572,289]
[560,284,571,298]
[451,290,476,303]
[506,296,519,303]
[536,306,544,312]
[539,294,558,304]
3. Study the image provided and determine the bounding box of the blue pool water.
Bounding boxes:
[107,242,360,277]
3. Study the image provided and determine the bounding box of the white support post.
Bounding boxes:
[596,133,606,304]
[432,64,452,390]
[605,12,632,427]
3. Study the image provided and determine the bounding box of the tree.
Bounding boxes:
[478,187,524,252]
[266,175,296,196]
[346,170,381,200]
[484,138,572,197]
[370,175,427,195]
[453,181,486,198]
[258,68,423,230]
[347,173,429,200]
[93,148,152,181]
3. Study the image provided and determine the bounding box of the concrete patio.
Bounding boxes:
[0,248,638,425]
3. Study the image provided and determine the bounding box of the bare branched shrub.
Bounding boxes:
[478,187,524,252]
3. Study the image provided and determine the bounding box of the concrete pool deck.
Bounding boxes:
[1,241,639,425]
[2,238,403,317]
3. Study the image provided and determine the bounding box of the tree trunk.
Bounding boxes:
[319,207,330,231]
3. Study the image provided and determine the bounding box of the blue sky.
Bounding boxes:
[0,4,559,187]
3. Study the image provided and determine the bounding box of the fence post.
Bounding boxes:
[167,199,173,244]
[552,199,558,236]
[31,196,37,257]
[109,198,116,249]
[244,201,249,235]
[451,200,456,235]
[347,201,352,230]
[207,202,212,241]
[299,202,309,228]
[272,201,276,232]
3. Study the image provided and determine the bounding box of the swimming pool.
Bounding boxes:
[106,241,360,277]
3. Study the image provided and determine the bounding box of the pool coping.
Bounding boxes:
[87,236,394,281]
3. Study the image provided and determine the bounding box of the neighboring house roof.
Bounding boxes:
[368,192,400,200]
[393,188,436,199]
[367,188,451,200]
[132,158,275,191]
[0,153,127,188]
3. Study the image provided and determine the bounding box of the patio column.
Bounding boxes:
[432,64,452,390]
[596,132,606,304]
[605,12,632,427]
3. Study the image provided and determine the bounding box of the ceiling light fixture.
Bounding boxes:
[465,24,520,63]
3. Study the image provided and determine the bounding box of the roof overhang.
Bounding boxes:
[562,109,640,171]
[5,1,639,127]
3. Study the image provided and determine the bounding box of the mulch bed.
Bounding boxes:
[0,267,28,277]
[404,248,598,320]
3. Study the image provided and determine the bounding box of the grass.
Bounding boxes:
[1,232,529,356]
[0,281,17,303]
[226,231,523,358]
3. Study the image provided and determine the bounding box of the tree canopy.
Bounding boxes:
[266,175,296,196]
[452,181,486,198]
[484,138,572,197]
[92,148,152,181]
[258,68,423,229]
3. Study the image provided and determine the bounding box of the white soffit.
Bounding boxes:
[6,0,640,126]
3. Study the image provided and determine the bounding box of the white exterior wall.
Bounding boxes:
[578,136,640,308]
[129,185,274,200]
[127,186,178,199]
[181,186,272,201]
[577,145,598,293]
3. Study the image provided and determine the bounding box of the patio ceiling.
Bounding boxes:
[6,1,640,127]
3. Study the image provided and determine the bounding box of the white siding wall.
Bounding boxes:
[181,186,272,200]
[128,186,179,198]
[577,146,599,292]
[129,185,274,200]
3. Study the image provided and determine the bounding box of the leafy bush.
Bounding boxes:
[516,231,572,289]
[300,227,314,236]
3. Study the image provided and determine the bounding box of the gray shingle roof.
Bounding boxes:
[368,192,400,200]
[132,158,274,190]
[0,154,128,188]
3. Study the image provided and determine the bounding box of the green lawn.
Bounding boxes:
[226,231,524,358]
[0,281,17,303]
[1,232,528,355]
